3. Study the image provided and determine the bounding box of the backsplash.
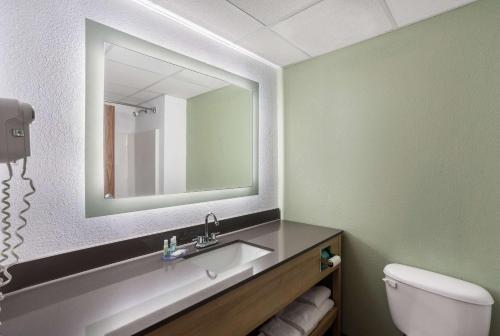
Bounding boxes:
[4,209,280,293]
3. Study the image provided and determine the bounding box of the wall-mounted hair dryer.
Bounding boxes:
[0,99,34,162]
[0,98,36,325]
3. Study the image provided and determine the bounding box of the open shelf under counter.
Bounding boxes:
[309,307,339,336]
[143,230,342,336]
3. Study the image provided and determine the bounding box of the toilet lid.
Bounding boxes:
[384,264,494,306]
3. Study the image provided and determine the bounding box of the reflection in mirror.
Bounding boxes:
[103,44,253,199]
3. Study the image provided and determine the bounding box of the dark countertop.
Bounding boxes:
[3,220,342,336]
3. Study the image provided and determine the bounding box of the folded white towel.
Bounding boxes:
[260,317,302,336]
[297,286,331,308]
[278,301,317,334]
[304,299,335,334]
[319,298,335,316]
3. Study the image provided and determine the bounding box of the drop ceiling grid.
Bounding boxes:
[226,0,326,26]
[228,0,326,65]
[137,0,479,67]
[151,0,264,41]
[105,45,231,104]
[277,0,396,57]
[106,67,221,104]
[104,60,181,104]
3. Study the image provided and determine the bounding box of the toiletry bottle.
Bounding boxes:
[170,236,177,253]
[163,239,170,257]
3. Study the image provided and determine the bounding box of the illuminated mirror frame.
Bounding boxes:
[85,20,259,217]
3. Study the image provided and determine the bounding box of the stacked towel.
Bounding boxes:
[259,317,302,336]
[313,299,335,333]
[260,286,334,336]
[279,299,334,335]
[278,301,318,334]
[297,286,331,307]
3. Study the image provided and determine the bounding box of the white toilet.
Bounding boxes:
[383,263,494,336]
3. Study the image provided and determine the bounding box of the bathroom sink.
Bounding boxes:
[186,241,271,274]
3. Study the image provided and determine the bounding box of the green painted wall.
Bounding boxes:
[186,85,253,192]
[283,1,500,335]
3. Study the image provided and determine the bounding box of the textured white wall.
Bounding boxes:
[0,0,278,261]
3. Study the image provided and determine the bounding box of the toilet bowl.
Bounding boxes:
[383,263,493,336]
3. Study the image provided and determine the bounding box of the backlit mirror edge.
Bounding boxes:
[85,19,259,218]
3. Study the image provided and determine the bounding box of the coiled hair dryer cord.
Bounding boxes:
[0,158,35,328]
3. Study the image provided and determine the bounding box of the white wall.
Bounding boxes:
[163,95,187,194]
[133,129,159,196]
[138,96,165,195]
[0,0,278,261]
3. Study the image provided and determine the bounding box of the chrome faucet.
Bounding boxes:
[193,212,220,248]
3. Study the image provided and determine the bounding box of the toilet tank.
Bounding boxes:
[383,264,493,336]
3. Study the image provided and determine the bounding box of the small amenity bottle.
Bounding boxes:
[170,236,177,253]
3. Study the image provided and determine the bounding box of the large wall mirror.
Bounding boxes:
[86,20,258,217]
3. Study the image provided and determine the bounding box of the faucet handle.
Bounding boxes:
[192,236,203,244]
[211,232,220,240]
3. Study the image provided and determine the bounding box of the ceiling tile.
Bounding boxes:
[385,0,477,27]
[237,28,309,66]
[148,77,211,99]
[272,0,393,57]
[105,60,164,90]
[228,0,322,25]
[151,0,263,41]
[172,69,228,90]
[120,96,147,105]
[104,92,125,102]
[106,45,183,77]
[130,90,163,105]
[104,82,139,98]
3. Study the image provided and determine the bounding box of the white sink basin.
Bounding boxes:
[187,242,271,274]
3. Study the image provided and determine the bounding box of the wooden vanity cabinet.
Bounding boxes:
[145,234,342,336]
